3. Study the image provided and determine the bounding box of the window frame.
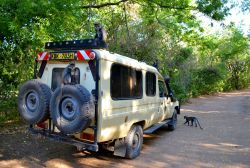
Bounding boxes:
[145,71,156,97]
[110,63,143,100]
[158,80,168,98]
[51,67,80,91]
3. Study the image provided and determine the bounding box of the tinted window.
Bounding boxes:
[146,72,156,96]
[52,68,80,91]
[111,64,142,99]
[52,68,64,91]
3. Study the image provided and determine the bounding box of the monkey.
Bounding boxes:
[184,116,203,129]
[62,63,80,85]
[62,63,74,85]
[94,23,107,43]
[94,23,108,48]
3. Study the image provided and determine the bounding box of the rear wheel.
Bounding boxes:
[168,110,177,131]
[125,125,143,159]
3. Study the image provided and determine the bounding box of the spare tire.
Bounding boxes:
[50,84,94,134]
[18,80,52,124]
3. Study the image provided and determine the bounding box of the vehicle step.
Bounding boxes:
[144,119,171,134]
[29,127,98,152]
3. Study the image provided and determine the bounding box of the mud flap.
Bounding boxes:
[114,138,126,157]
[176,106,180,114]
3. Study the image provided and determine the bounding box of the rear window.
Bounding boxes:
[111,64,142,99]
[51,67,80,91]
[52,68,64,91]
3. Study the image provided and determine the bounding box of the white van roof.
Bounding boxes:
[95,49,160,74]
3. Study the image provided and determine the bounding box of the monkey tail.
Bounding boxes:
[196,119,203,129]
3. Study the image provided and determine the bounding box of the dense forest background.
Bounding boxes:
[0,0,250,124]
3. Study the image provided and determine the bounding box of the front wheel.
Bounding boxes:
[168,110,177,131]
[125,125,143,159]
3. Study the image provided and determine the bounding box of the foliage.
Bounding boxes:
[191,67,223,95]
[241,0,250,12]
[218,27,250,90]
[0,0,249,123]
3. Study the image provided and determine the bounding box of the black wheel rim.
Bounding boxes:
[25,91,39,113]
[132,132,140,150]
[60,97,78,121]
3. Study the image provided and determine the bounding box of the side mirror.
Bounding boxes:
[164,76,170,84]
[168,92,177,102]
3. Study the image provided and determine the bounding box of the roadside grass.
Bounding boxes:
[0,97,22,128]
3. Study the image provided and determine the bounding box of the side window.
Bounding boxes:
[111,64,142,99]
[146,72,156,96]
[158,80,168,97]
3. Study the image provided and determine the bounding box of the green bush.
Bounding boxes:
[0,94,19,124]
[191,67,223,95]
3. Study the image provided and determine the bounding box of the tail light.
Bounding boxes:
[36,122,47,129]
[80,133,94,141]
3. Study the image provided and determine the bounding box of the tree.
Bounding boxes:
[0,0,248,121]
[218,26,250,89]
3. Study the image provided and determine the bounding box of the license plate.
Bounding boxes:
[51,52,74,60]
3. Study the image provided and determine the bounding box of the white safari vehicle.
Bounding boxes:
[18,36,180,159]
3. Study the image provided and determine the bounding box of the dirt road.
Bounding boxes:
[1,89,250,168]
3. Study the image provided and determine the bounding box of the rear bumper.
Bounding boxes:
[29,127,99,152]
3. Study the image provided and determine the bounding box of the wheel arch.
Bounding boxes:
[133,120,146,129]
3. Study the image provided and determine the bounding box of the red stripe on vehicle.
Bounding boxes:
[36,52,42,60]
[36,52,49,60]
[85,50,95,60]
[85,50,91,56]
[77,50,85,60]
[43,53,49,60]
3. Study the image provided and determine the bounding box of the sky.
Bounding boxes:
[226,5,250,34]
[198,1,250,35]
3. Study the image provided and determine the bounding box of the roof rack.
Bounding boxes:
[45,39,107,50]
[45,23,108,50]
